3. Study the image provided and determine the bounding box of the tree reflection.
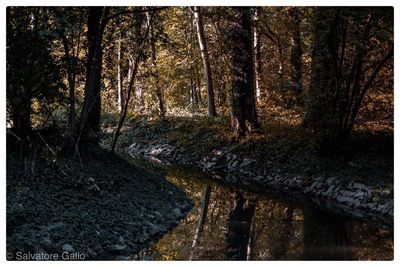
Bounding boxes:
[303,209,352,260]
[227,192,256,260]
[190,185,212,260]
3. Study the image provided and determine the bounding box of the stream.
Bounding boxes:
[127,157,393,261]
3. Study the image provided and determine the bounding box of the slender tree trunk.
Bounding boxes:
[277,40,285,92]
[193,6,216,116]
[117,26,123,113]
[265,22,285,92]
[11,88,31,138]
[231,7,259,137]
[289,7,303,100]
[111,12,153,152]
[146,11,165,117]
[252,7,263,102]
[195,58,202,103]
[189,11,198,105]
[60,33,76,137]
[190,186,211,260]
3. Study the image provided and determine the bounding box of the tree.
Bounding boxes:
[264,18,285,92]
[147,11,166,117]
[192,7,217,116]
[7,7,63,139]
[252,7,263,102]
[288,7,303,102]
[116,18,124,113]
[111,11,153,152]
[76,7,109,147]
[52,8,85,138]
[230,7,259,137]
[304,7,393,148]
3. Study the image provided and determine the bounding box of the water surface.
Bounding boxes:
[129,159,393,260]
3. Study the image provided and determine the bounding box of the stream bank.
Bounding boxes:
[103,115,393,226]
[6,150,193,260]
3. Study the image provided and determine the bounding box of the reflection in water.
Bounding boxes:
[266,207,294,260]
[226,192,255,260]
[129,162,393,261]
[303,210,351,260]
[190,186,212,260]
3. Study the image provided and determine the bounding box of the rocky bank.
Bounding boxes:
[125,140,393,226]
[6,151,193,260]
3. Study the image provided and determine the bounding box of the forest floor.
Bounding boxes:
[101,112,393,225]
[6,143,193,260]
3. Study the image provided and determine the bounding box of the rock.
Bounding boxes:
[231,160,239,167]
[382,200,393,213]
[62,244,74,253]
[87,247,98,258]
[115,256,130,260]
[153,211,163,219]
[40,237,52,249]
[108,244,127,251]
[348,182,369,191]
[337,196,354,204]
[340,190,356,197]
[239,158,252,168]
[172,208,182,217]
[353,191,365,198]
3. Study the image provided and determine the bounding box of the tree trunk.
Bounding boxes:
[265,22,285,92]
[117,26,124,113]
[288,7,303,100]
[10,88,31,138]
[111,12,153,153]
[147,11,165,117]
[77,7,109,145]
[303,8,337,132]
[193,6,216,116]
[231,7,259,137]
[195,58,202,103]
[252,7,263,102]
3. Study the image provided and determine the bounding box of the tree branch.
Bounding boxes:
[105,7,168,24]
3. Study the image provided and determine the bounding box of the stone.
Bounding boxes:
[62,244,74,253]
[40,237,52,248]
[172,208,182,217]
[239,158,252,168]
[353,191,365,198]
[340,190,356,197]
[110,244,127,251]
[337,196,354,204]
[115,256,130,260]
